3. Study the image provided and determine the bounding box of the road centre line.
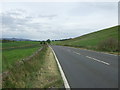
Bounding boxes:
[69,47,118,56]
[67,49,71,52]
[73,51,81,55]
[72,51,110,66]
[86,56,110,65]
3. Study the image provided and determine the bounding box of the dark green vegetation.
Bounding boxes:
[0,51,1,73]
[53,25,119,53]
[2,46,63,88]
[46,39,51,44]
[0,42,2,73]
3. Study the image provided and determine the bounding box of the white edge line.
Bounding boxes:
[49,46,70,89]
[86,56,110,65]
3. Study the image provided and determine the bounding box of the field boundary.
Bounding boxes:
[1,44,40,50]
[2,47,43,79]
[49,46,70,89]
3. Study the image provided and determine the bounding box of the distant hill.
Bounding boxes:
[1,38,34,41]
[53,25,119,52]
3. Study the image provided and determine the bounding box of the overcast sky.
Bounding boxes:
[1,2,118,40]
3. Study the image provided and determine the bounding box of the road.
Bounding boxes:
[51,45,118,88]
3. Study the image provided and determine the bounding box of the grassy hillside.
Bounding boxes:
[53,25,119,53]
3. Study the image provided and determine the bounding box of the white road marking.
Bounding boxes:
[86,56,110,65]
[67,49,71,52]
[72,51,110,65]
[49,46,70,89]
[68,47,118,56]
[73,51,81,55]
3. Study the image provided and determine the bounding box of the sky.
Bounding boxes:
[1,2,118,40]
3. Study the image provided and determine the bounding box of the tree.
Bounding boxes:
[43,41,46,44]
[46,39,51,44]
[40,41,42,44]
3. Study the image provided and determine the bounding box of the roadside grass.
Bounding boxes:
[2,46,40,71]
[0,51,1,73]
[53,25,119,54]
[2,46,64,88]
[0,43,2,47]
[34,46,63,88]
[0,43,1,73]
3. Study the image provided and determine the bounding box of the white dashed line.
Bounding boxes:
[72,51,110,65]
[86,56,110,65]
[68,47,118,56]
[73,51,81,55]
[67,49,71,52]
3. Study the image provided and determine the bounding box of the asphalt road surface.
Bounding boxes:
[51,45,118,88]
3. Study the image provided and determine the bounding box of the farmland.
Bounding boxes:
[2,46,40,71]
[2,41,40,49]
[2,41,40,71]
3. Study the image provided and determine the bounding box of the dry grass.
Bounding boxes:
[2,46,63,88]
[34,47,63,88]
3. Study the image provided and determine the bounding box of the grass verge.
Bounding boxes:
[2,45,63,88]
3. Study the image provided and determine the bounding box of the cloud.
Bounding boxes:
[2,9,60,40]
[38,14,57,19]
[2,2,118,40]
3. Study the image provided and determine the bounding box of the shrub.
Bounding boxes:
[98,38,118,52]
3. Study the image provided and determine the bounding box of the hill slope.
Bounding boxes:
[53,25,119,52]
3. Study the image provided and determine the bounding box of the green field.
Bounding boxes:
[53,25,119,53]
[0,42,2,72]
[2,41,40,49]
[0,51,2,73]
[2,41,41,71]
[0,42,1,47]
